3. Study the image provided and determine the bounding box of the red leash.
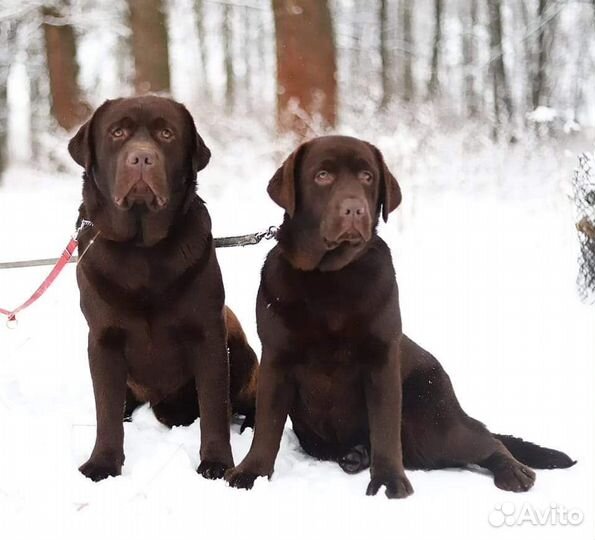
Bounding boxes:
[0,221,94,327]
[0,221,276,328]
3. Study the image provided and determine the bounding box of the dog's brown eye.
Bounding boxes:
[360,171,373,184]
[315,170,333,184]
[111,127,125,138]
[160,128,173,140]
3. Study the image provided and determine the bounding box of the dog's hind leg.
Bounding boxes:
[400,339,536,492]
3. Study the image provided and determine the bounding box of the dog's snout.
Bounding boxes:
[340,198,367,218]
[323,196,371,248]
[115,145,168,211]
[127,149,156,168]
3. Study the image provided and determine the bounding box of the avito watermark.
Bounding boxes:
[488,502,584,528]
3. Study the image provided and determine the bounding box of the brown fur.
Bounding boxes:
[226,135,575,498]
[69,96,257,482]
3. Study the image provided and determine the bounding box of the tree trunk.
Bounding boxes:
[26,30,48,161]
[42,4,90,130]
[350,0,363,89]
[427,0,442,98]
[572,15,590,121]
[532,0,549,109]
[0,68,6,175]
[0,68,9,176]
[0,21,17,178]
[256,7,267,100]
[195,0,210,98]
[401,0,414,102]
[243,6,252,110]
[272,0,337,136]
[223,4,235,113]
[519,0,533,115]
[127,0,170,94]
[486,0,513,125]
[462,0,478,116]
[379,0,394,108]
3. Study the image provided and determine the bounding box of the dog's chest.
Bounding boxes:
[103,248,168,293]
[124,319,195,397]
[276,294,369,344]
[83,241,197,312]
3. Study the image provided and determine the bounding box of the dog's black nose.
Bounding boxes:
[126,149,156,167]
[586,191,595,205]
[340,198,367,218]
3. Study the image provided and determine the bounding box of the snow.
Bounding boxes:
[527,106,558,124]
[0,142,593,540]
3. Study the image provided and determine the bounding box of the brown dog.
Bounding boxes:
[68,96,257,482]
[225,135,575,498]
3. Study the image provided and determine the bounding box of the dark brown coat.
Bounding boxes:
[226,135,575,498]
[69,96,257,482]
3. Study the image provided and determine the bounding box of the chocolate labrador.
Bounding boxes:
[68,96,257,482]
[225,135,575,498]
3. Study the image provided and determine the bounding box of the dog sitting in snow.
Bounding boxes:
[68,96,257,481]
[225,135,575,498]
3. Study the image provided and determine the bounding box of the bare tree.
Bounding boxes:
[486,0,513,125]
[272,0,337,136]
[255,5,268,101]
[572,13,591,121]
[532,0,551,109]
[427,0,443,98]
[127,0,170,94]
[462,0,478,116]
[379,0,394,108]
[401,0,414,102]
[0,20,17,177]
[519,0,533,115]
[349,0,364,90]
[223,3,235,113]
[243,6,252,110]
[26,27,49,160]
[42,3,90,130]
[194,0,210,98]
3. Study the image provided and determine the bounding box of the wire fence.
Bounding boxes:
[573,152,595,304]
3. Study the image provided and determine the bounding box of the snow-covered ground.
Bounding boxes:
[0,143,593,540]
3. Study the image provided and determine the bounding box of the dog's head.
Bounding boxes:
[68,96,210,245]
[269,135,401,271]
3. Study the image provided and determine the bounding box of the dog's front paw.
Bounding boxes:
[197,460,229,480]
[366,471,413,499]
[79,457,122,482]
[225,467,263,490]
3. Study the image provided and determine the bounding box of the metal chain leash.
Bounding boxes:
[0,225,279,271]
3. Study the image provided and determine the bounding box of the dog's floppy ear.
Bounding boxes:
[267,143,307,217]
[367,143,402,222]
[68,118,93,170]
[192,130,211,174]
[178,103,211,174]
[68,99,115,171]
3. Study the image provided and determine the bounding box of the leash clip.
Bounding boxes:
[6,314,17,330]
[74,219,93,240]
[257,226,279,242]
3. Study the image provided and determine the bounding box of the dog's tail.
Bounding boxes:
[494,434,577,469]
